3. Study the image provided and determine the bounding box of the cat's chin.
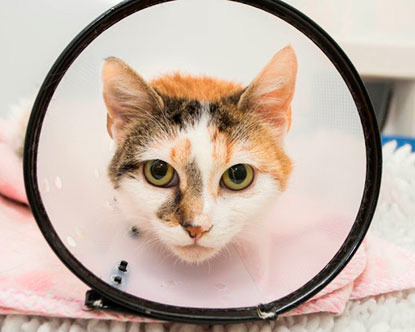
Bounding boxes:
[171,244,218,263]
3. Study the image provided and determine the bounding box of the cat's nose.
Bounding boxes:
[182,223,212,240]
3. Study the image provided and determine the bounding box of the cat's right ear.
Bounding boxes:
[102,57,164,142]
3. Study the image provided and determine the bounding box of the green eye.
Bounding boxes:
[144,160,176,187]
[221,164,254,191]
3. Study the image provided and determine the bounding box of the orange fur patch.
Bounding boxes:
[209,127,232,165]
[170,138,192,166]
[150,73,243,102]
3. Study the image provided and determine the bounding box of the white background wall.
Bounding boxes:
[1,0,415,132]
[286,0,415,135]
[0,0,117,116]
[289,0,415,46]
[288,0,415,78]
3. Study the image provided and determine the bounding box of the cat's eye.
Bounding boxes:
[221,164,254,191]
[144,160,177,187]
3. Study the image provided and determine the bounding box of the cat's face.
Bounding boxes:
[102,46,297,263]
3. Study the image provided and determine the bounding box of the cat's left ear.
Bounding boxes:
[238,46,297,134]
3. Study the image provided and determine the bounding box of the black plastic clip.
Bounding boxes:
[84,289,136,314]
[118,260,128,272]
[256,304,278,320]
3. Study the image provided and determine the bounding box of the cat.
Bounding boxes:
[102,45,297,263]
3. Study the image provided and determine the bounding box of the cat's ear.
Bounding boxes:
[102,57,164,141]
[238,46,297,134]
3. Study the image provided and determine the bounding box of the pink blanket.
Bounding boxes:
[1,119,415,321]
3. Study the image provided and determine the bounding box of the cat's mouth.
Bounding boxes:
[171,244,217,263]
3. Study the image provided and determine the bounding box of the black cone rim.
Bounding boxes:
[23,0,382,324]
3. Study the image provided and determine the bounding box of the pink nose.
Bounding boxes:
[182,223,212,240]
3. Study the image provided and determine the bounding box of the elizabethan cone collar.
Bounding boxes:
[24,0,381,323]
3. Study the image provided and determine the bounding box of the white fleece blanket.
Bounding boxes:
[0,141,414,331]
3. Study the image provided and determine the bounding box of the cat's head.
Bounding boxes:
[102,46,297,263]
